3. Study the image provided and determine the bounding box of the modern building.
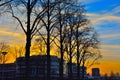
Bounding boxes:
[92,68,100,77]
[66,63,86,80]
[92,68,100,80]
[0,63,16,80]
[0,55,87,80]
[16,55,60,80]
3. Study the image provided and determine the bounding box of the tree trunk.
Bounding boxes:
[47,0,51,80]
[76,26,80,80]
[77,62,80,80]
[25,0,31,79]
[59,11,64,80]
[25,34,31,80]
[47,31,51,80]
[82,59,85,80]
[69,37,72,80]
[59,42,64,80]
[69,53,72,80]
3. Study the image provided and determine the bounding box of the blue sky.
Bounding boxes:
[82,0,120,45]
[80,0,120,45]
[82,0,120,61]
[79,0,120,74]
[80,0,120,73]
[86,0,120,13]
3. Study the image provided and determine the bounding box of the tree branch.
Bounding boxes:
[9,5,26,34]
[0,0,13,6]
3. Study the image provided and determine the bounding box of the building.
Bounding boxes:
[92,68,100,77]
[66,63,86,80]
[0,55,87,80]
[92,68,100,80]
[0,63,16,80]
[16,55,60,80]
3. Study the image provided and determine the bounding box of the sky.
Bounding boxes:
[79,0,120,75]
[0,0,120,76]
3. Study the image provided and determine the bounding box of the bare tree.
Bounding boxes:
[54,1,92,80]
[1,0,46,79]
[54,0,76,80]
[72,3,89,80]
[11,45,25,59]
[0,0,13,6]
[63,5,79,80]
[36,0,66,79]
[78,31,102,80]
[33,37,46,54]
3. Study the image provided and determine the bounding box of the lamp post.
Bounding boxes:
[1,52,8,80]
[2,52,7,64]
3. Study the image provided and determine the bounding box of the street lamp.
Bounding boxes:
[1,52,7,64]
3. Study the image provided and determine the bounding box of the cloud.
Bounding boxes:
[100,44,120,57]
[99,44,120,62]
[79,0,100,4]
[100,44,120,50]
[86,7,120,46]
[100,15,120,21]
[107,6,120,15]
[86,5,120,26]
[87,13,120,25]
[0,30,24,38]
[0,29,25,43]
[99,33,120,39]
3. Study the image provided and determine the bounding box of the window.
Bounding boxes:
[31,67,36,76]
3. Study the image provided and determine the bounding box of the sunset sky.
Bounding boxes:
[80,0,120,76]
[0,0,120,76]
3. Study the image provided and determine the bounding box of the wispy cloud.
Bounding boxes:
[0,29,25,43]
[99,44,120,62]
[87,5,120,47]
[79,0,100,4]
[87,13,120,25]
[0,30,24,38]
[99,33,120,39]
[107,6,120,15]
[87,4,120,25]
[100,44,120,50]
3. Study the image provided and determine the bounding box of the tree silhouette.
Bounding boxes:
[0,0,13,6]
[1,0,47,79]
[54,0,77,80]
[33,38,46,54]
[0,0,102,80]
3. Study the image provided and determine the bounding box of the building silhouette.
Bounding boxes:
[0,55,86,80]
[16,55,60,80]
[92,68,101,80]
[92,68,100,77]
[0,63,16,80]
[66,63,86,80]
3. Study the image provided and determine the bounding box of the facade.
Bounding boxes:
[16,55,60,80]
[66,63,86,80]
[92,68,100,80]
[0,55,87,80]
[0,63,16,80]
[92,68,100,77]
